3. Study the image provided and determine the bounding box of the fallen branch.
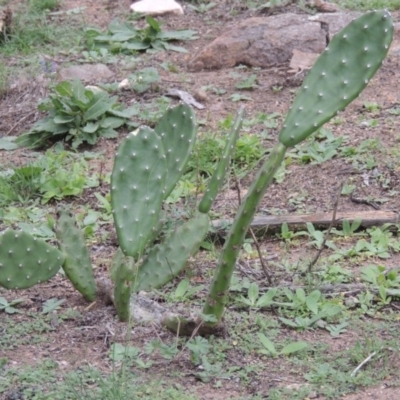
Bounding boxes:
[212,210,399,234]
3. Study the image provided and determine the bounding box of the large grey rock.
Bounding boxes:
[188,12,364,71]
[57,64,114,83]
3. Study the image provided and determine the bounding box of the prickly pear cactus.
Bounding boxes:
[111,126,167,258]
[154,103,197,199]
[279,10,393,147]
[55,210,97,301]
[136,213,209,292]
[199,107,245,214]
[0,229,64,289]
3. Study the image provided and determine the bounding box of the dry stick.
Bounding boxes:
[350,351,377,377]
[232,173,273,284]
[307,181,344,273]
[5,111,36,136]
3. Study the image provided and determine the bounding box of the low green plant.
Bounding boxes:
[331,218,363,237]
[258,333,308,357]
[0,149,99,205]
[41,298,65,314]
[16,80,137,149]
[336,0,400,10]
[187,2,217,13]
[0,296,25,314]
[235,74,258,90]
[236,283,278,309]
[86,17,198,54]
[162,278,205,303]
[29,0,60,12]
[128,67,160,93]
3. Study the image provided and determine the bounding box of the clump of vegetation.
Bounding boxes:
[16,80,137,149]
[0,148,98,206]
[85,16,198,54]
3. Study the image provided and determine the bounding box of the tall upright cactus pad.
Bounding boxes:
[0,229,64,289]
[279,10,393,147]
[111,126,167,257]
[154,103,197,199]
[199,107,245,214]
[135,213,209,292]
[203,143,286,323]
[55,210,97,301]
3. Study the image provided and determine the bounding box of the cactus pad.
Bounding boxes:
[136,213,209,292]
[0,229,64,289]
[279,10,393,147]
[154,103,197,199]
[55,210,97,301]
[111,126,167,257]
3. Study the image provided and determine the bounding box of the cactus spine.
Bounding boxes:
[203,10,394,325]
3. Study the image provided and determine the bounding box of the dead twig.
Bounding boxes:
[307,181,344,273]
[350,351,377,377]
[5,110,36,136]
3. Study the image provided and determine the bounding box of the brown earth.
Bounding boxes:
[1,1,400,399]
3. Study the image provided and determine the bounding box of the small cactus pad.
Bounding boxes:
[114,256,136,321]
[279,10,393,147]
[110,247,126,282]
[0,229,64,289]
[199,107,245,214]
[55,210,97,301]
[154,103,197,199]
[111,126,167,257]
[136,213,209,292]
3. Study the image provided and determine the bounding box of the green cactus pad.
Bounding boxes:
[199,107,245,214]
[135,213,210,292]
[55,210,97,301]
[114,256,136,321]
[111,126,167,257]
[203,143,287,323]
[279,10,393,147]
[154,103,197,199]
[0,229,64,289]
[110,247,126,282]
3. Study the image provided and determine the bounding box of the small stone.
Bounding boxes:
[193,88,208,103]
[130,0,184,16]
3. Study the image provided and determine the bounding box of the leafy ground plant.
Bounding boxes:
[0,148,99,205]
[86,16,197,54]
[16,80,137,149]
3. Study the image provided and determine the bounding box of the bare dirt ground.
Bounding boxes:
[1,1,400,399]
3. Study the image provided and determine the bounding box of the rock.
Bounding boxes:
[188,12,363,71]
[130,0,183,16]
[309,0,340,13]
[188,14,327,71]
[289,49,319,72]
[57,64,114,83]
